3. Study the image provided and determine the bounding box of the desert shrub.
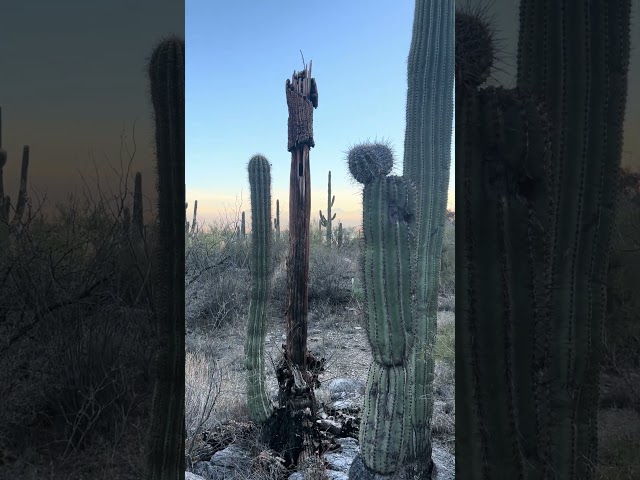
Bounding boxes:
[308,242,357,305]
[46,307,153,456]
[185,349,222,462]
[185,221,253,331]
[0,182,157,477]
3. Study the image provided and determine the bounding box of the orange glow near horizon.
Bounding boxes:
[187,187,455,230]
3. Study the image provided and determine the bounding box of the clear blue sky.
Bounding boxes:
[186,0,454,228]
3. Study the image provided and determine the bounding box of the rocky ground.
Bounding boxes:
[185,304,455,480]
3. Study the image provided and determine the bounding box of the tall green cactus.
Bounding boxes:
[245,154,274,423]
[319,170,336,247]
[348,1,454,477]
[146,36,185,480]
[402,0,454,469]
[456,0,631,477]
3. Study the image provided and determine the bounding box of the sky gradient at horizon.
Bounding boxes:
[186,0,455,229]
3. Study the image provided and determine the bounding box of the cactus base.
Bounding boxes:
[349,453,436,480]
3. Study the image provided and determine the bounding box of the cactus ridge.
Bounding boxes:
[245,154,274,423]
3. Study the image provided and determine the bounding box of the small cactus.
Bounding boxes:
[319,171,336,248]
[274,199,280,240]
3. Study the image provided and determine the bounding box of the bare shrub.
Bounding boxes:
[0,130,158,478]
[185,350,222,461]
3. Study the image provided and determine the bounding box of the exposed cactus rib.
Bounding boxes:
[245,154,274,423]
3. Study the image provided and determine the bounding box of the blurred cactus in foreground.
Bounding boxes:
[146,35,185,480]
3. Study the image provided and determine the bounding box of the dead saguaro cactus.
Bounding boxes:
[284,62,318,368]
[264,61,323,469]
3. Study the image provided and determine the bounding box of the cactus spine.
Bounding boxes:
[245,154,274,423]
[146,36,185,480]
[348,1,454,477]
[319,170,336,247]
[456,0,631,477]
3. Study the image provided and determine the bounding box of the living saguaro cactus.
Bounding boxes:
[348,0,454,477]
[245,154,274,423]
[146,36,185,480]
[456,0,631,478]
[347,144,417,476]
[0,107,30,244]
[319,170,336,247]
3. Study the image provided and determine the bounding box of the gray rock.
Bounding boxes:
[323,437,360,473]
[325,470,349,479]
[186,473,206,480]
[329,378,366,399]
[432,444,455,480]
[330,398,360,411]
[346,441,455,480]
[192,445,252,480]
